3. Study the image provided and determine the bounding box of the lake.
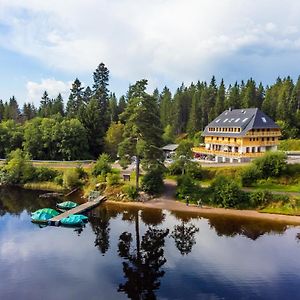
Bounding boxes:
[1,187,300,300]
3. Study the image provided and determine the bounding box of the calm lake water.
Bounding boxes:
[1,187,300,300]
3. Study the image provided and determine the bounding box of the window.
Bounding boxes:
[261,117,267,123]
[223,118,228,123]
[235,118,240,123]
[267,137,270,141]
[242,118,248,123]
[222,137,224,140]
[272,137,275,141]
[262,138,264,141]
[228,138,231,141]
[215,119,220,123]
[217,137,219,140]
[234,138,237,142]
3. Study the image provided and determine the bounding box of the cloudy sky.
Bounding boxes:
[1,0,300,105]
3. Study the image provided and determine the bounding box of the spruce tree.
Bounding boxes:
[214,79,225,116]
[93,62,110,130]
[159,86,172,128]
[108,93,118,123]
[66,78,84,117]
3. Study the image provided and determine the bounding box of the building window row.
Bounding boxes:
[250,137,275,142]
[208,127,241,133]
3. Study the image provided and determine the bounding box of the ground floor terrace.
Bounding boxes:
[192,145,278,163]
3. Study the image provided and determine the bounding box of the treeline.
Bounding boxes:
[1,63,300,160]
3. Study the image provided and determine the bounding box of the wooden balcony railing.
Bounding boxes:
[246,131,281,137]
[192,147,265,158]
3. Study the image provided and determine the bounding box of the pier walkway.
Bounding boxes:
[33,196,106,226]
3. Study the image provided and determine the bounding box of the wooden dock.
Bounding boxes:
[33,196,106,226]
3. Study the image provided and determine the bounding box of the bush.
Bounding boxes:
[34,167,59,182]
[240,165,262,187]
[249,190,273,207]
[63,169,81,189]
[210,175,245,208]
[122,184,139,200]
[141,166,164,195]
[176,174,200,200]
[106,173,120,186]
[54,174,63,186]
[186,162,203,179]
[75,165,88,180]
[2,149,35,184]
[169,159,202,179]
[92,153,112,176]
[253,151,287,178]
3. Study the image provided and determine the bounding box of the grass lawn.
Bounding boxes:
[23,182,66,192]
[250,182,300,193]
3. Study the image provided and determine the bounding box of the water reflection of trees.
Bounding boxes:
[171,221,199,255]
[208,217,288,240]
[118,226,169,300]
[0,187,57,216]
[89,206,116,255]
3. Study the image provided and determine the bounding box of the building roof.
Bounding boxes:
[202,108,279,137]
[162,144,178,151]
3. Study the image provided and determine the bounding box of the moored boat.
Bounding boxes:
[60,214,88,226]
[57,201,78,210]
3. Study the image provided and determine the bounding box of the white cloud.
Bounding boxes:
[1,0,300,88]
[26,78,72,104]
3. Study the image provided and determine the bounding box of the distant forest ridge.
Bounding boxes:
[0,62,299,160]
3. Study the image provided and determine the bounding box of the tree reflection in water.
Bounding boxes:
[171,221,199,255]
[118,210,169,300]
[208,216,288,240]
[89,206,111,255]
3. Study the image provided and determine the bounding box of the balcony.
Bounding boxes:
[192,147,265,158]
[246,131,281,137]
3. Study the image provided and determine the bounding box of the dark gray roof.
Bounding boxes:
[203,108,279,137]
[162,144,178,151]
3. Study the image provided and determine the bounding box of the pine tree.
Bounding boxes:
[214,79,225,116]
[66,78,84,117]
[83,86,92,104]
[22,103,37,121]
[119,80,163,188]
[225,82,240,109]
[93,62,110,130]
[118,96,127,117]
[108,93,118,123]
[187,90,201,136]
[159,86,172,128]
[0,100,4,121]
[52,93,64,116]
[39,91,51,117]
[241,78,257,108]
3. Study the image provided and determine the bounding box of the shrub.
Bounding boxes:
[186,162,203,179]
[92,153,112,176]
[63,169,81,189]
[253,151,287,178]
[141,166,164,195]
[2,149,35,184]
[75,165,88,179]
[34,167,59,182]
[122,184,139,200]
[249,190,273,207]
[211,175,245,208]
[54,174,63,186]
[169,159,202,179]
[176,174,200,200]
[106,173,120,186]
[240,165,262,186]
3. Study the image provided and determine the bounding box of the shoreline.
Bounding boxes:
[106,198,300,225]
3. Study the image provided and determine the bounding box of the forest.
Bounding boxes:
[0,62,300,160]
